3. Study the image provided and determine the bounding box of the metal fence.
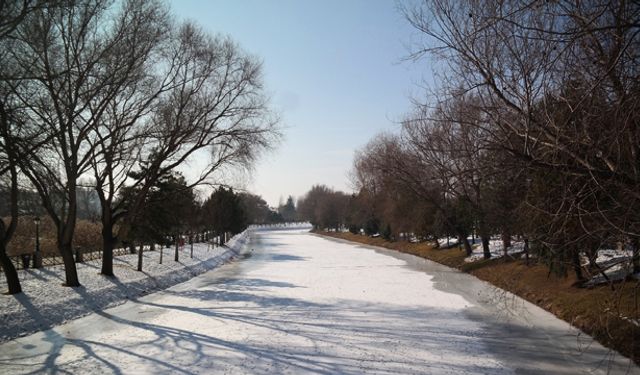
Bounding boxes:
[1,231,233,273]
[2,246,152,272]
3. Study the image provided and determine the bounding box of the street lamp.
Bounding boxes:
[33,216,42,268]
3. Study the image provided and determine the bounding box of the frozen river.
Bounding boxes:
[0,228,637,374]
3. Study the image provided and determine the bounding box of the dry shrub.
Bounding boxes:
[6,216,56,256]
[73,220,102,253]
[4,216,101,256]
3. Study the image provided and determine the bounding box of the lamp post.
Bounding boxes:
[33,216,42,268]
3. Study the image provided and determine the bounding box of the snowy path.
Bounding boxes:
[0,229,637,374]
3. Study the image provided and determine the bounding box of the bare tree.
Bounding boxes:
[95,21,279,275]
[298,185,349,231]
[0,0,63,294]
[0,1,58,38]
[7,0,173,286]
[0,129,21,293]
[351,132,475,253]
[84,0,171,277]
[0,57,24,294]
[402,0,640,272]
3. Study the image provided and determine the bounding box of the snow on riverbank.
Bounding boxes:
[0,230,251,343]
[2,229,636,374]
[581,248,638,285]
[434,236,526,262]
[437,237,460,248]
[462,238,638,285]
[465,240,526,262]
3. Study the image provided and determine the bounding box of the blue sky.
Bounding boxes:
[171,0,427,206]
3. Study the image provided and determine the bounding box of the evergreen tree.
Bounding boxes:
[201,187,248,245]
[278,196,297,222]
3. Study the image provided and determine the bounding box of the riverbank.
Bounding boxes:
[1,228,636,374]
[0,231,251,343]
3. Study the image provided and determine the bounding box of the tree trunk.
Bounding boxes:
[632,238,640,275]
[56,190,81,286]
[100,225,115,277]
[502,232,511,259]
[524,238,530,266]
[587,248,599,271]
[137,243,144,271]
[502,233,511,248]
[190,236,193,259]
[458,234,472,256]
[58,206,80,286]
[572,248,584,282]
[174,234,179,262]
[477,218,491,259]
[59,241,80,287]
[481,235,491,259]
[0,165,22,294]
[0,244,21,294]
[433,236,440,249]
[129,242,136,254]
[159,245,163,264]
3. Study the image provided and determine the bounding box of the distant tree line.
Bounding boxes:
[299,0,640,283]
[0,0,279,294]
[297,185,349,232]
[4,180,292,273]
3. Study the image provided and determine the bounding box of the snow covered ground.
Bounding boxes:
[464,239,526,262]
[581,248,637,285]
[436,236,526,262]
[462,239,639,285]
[0,231,250,343]
[459,235,638,284]
[437,236,460,248]
[0,228,637,374]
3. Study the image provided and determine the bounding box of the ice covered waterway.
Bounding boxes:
[0,228,637,374]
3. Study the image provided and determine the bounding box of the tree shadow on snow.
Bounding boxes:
[203,277,301,289]
[261,254,307,262]
[4,275,627,375]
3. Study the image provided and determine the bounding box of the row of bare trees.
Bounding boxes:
[300,0,639,282]
[401,0,639,280]
[0,0,278,294]
[297,185,349,231]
